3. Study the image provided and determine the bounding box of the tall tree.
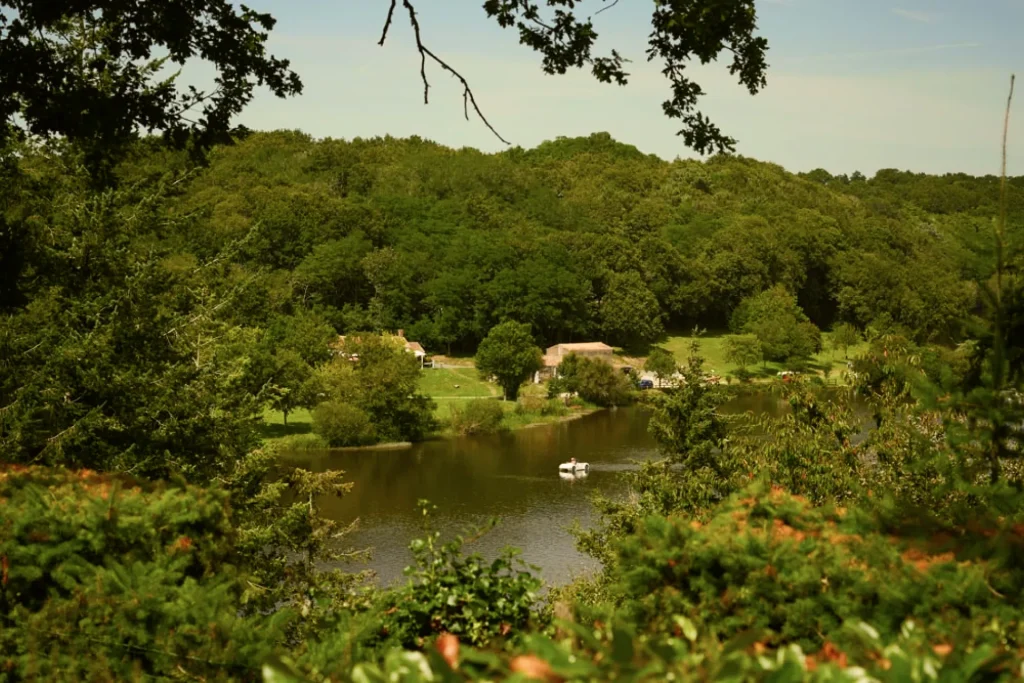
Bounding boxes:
[599,270,664,351]
[724,334,762,374]
[732,286,822,365]
[644,347,678,388]
[829,322,861,360]
[335,333,437,442]
[264,348,312,426]
[475,321,543,401]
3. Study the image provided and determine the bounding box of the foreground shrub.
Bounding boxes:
[379,502,543,648]
[449,399,504,436]
[612,483,1024,653]
[311,401,377,446]
[333,615,1021,682]
[0,464,290,680]
[331,618,1019,683]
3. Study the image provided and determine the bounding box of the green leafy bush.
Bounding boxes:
[311,401,377,446]
[0,464,290,680]
[276,433,329,450]
[449,399,505,436]
[379,502,544,648]
[540,398,569,417]
[510,395,566,418]
[545,376,567,398]
[557,354,633,407]
[338,618,1020,683]
[513,394,545,415]
[612,483,1024,653]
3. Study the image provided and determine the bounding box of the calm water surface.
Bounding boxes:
[280,392,844,587]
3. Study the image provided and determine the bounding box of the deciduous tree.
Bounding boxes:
[829,322,861,360]
[724,334,762,375]
[732,286,822,365]
[599,270,664,351]
[644,347,677,388]
[475,321,543,401]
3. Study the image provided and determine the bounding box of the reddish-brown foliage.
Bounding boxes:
[436,633,459,669]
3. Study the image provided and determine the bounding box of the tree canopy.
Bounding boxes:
[472,0,768,153]
[474,321,544,401]
[2,129,1003,354]
[0,0,302,176]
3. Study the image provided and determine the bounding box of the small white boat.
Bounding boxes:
[558,461,589,474]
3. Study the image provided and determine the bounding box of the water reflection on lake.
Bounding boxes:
[281,390,865,587]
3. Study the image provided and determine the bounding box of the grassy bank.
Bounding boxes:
[658,332,869,381]
[259,367,594,446]
[260,407,313,442]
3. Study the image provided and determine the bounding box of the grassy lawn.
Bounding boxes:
[263,368,505,441]
[658,332,870,381]
[417,367,496,399]
[435,396,595,436]
[431,380,596,435]
[427,353,476,368]
[259,407,313,444]
[419,367,500,422]
[430,376,550,424]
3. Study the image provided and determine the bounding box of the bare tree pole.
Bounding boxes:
[378,0,511,145]
[986,73,1015,484]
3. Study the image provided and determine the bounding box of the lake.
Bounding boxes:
[280,391,855,588]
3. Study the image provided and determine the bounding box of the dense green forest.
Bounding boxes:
[13,128,1017,353]
[8,129,1023,452]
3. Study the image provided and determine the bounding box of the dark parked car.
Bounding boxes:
[639,379,654,390]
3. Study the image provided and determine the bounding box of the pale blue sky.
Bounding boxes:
[224,0,1023,175]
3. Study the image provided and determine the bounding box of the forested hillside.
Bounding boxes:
[97,130,1023,354]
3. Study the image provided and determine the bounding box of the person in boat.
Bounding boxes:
[569,457,576,466]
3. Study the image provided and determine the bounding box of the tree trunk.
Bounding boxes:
[283,410,289,426]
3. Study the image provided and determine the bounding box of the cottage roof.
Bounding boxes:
[335,334,426,356]
[551,342,613,352]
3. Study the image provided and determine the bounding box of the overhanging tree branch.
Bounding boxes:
[379,0,510,145]
[379,0,768,155]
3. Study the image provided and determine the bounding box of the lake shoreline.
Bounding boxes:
[333,405,605,451]
[268,404,607,452]
[503,405,602,431]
